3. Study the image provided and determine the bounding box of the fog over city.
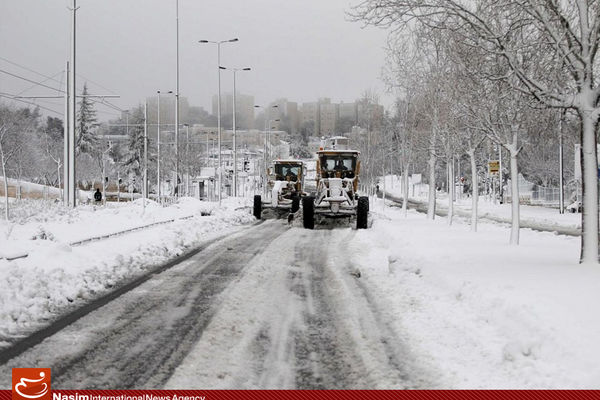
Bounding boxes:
[1,0,390,119]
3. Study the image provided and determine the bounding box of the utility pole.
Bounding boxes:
[233,72,237,197]
[175,0,180,197]
[157,91,162,202]
[231,67,251,197]
[143,101,148,211]
[68,0,78,207]
[217,53,222,203]
[199,38,239,204]
[185,124,190,196]
[63,61,70,205]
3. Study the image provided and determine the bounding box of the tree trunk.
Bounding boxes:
[469,150,478,232]
[579,109,600,263]
[57,160,62,202]
[427,140,436,220]
[402,162,409,217]
[509,147,520,245]
[448,156,454,226]
[1,158,8,221]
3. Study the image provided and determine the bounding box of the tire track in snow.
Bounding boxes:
[249,227,431,389]
[0,221,286,389]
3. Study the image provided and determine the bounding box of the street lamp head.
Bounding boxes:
[243,67,251,71]
[254,105,261,108]
[168,90,173,94]
[219,66,227,70]
[272,105,278,108]
[229,38,239,42]
[199,40,209,43]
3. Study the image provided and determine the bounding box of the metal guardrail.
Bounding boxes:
[1,215,198,261]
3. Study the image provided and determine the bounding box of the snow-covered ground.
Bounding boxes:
[0,197,255,347]
[166,199,594,389]
[1,191,595,389]
[382,175,581,233]
[351,199,595,388]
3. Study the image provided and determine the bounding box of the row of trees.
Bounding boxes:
[0,83,155,220]
[349,0,595,263]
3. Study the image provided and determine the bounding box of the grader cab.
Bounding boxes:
[253,160,305,219]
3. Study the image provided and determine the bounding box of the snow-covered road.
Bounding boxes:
[1,197,594,389]
[0,219,431,389]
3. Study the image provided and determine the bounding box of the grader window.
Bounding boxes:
[319,155,356,178]
[274,164,301,181]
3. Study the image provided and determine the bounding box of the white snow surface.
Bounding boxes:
[383,175,581,232]
[0,197,255,346]
[165,198,596,389]
[355,200,595,388]
[1,191,597,388]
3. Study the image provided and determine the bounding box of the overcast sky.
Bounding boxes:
[1,0,391,121]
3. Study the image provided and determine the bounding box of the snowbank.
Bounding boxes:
[352,199,598,388]
[0,197,255,347]
[382,175,581,233]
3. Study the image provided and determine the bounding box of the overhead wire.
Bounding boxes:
[16,71,64,97]
[0,68,65,93]
[0,58,128,118]
[0,92,62,116]
[0,56,64,86]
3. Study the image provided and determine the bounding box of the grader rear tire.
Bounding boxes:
[302,196,315,229]
[291,195,300,213]
[253,195,262,219]
[357,196,369,229]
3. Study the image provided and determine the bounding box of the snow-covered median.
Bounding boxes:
[351,200,597,388]
[0,197,255,347]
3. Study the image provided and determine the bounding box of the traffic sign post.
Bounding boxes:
[488,160,500,176]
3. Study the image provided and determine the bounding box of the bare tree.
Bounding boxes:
[351,0,600,263]
[0,105,36,220]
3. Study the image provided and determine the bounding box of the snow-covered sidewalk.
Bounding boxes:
[352,199,596,388]
[0,197,255,347]
[382,175,581,235]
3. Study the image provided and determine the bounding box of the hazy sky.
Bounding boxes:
[1,0,391,121]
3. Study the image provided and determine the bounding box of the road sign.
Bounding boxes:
[488,160,500,176]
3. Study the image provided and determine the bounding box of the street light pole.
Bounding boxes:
[199,38,239,204]
[229,67,251,197]
[157,91,161,202]
[175,0,180,197]
[63,61,69,206]
[156,90,173,203]
[68,0,78,207]
[143,101,148,208]
[254,104,278,197]
[184,124,190,196]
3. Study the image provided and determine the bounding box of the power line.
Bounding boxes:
[76,72,118,95]
[0,56,64,86]
[0,68,65,93]
[0,57,121,105]
[16,71,64,97]
[0,92,62,116]
[0,59,126,118]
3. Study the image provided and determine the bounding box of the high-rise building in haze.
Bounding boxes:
[212,92,255,130]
